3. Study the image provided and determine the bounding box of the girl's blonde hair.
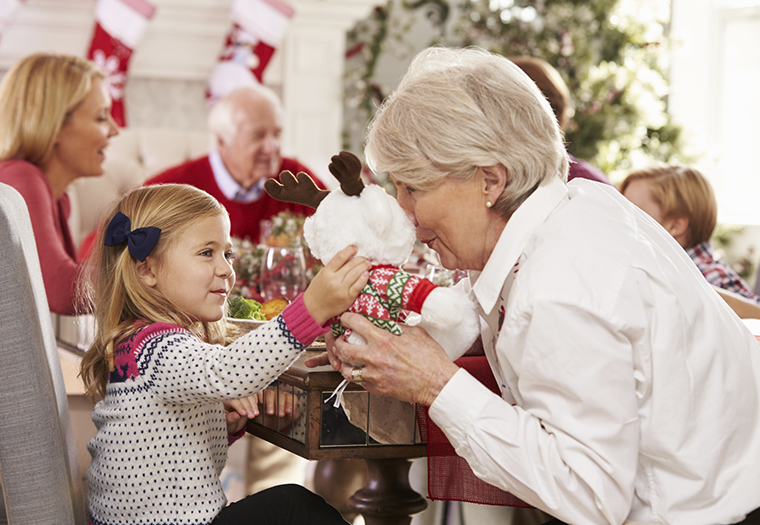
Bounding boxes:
[0,53,104,165]
[365,46,568,220]
[79,184,231,403]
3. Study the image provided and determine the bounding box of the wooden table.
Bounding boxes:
[246,349,427,525]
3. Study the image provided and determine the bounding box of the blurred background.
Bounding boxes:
[0,0,757,280]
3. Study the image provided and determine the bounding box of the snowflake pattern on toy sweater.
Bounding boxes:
[331,264,436,338]
[87,317,306,525]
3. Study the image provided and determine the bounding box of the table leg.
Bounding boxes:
[313,459,368,523]
[349,458,427,525]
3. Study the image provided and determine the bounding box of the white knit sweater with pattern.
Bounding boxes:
[87,297,324,525]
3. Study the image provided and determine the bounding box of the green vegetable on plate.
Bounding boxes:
[227,296,266,321]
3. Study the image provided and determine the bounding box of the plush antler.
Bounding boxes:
[264,170,330,209]
[329,151,365,197]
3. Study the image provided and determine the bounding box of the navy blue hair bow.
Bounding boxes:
[104,211,161,262]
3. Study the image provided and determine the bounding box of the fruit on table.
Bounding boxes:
[261,297,289,320]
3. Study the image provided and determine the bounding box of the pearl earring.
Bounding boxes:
[486,201,493,208]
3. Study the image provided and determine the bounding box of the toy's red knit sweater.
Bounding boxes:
[331,264,437,340]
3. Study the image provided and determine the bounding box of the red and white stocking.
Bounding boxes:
[86,0,156,127]
[207,0,294,103]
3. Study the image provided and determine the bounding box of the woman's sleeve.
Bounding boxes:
[5,167,82,315]
[137,317,308,404]
[429,300,639,525]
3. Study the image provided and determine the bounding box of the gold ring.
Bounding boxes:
[351,367,364,383]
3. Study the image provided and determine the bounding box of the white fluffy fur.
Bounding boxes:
[303,185,416,265]
[419,288,481,360]
[303,183,480,359]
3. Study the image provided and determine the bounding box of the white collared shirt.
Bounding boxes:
[209,150,265,203]
[431,177,760,524]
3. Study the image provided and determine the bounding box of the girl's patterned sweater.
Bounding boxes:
[87,295,326,525]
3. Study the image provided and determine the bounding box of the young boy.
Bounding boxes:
[621,164,760,303]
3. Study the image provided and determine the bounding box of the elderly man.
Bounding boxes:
[145,83,326,242]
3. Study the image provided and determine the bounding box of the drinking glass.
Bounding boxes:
[259,219,273,245]
[260,246,308,301]
[424,264,467,287]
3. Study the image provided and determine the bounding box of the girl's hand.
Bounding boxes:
[303,246,370,325]
[333,312,460,406]
[224,396,260,436]
[260,386,295,417]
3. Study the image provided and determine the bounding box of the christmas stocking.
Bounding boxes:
[207,0,294,103]
[0,0,24,39]
[86,0,156,127]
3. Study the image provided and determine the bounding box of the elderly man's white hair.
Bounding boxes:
[207,83,282,147]
[365,46,569,219]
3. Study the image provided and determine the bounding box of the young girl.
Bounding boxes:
[79,184,370,525]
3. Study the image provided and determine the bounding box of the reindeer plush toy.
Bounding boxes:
[264,151,480,364]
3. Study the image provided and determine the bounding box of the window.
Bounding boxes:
[671,0,760,225]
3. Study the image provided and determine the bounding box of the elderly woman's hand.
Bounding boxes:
[304,331,344,370]
[333,312,460,406]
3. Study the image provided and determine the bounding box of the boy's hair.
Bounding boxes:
[80,184,230,402]
[620,165,717,249]
[0,53,104,165]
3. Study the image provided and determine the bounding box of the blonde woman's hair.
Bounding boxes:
[79,184,230,403]
[365,46,568,220]
[620,165,717,248]
[0,53,104,165]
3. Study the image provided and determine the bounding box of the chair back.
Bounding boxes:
[713,285,760,320]
[0,183,86,524]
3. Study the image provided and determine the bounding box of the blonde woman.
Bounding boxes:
[0,53,118,314]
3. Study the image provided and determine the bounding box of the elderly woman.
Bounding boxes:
[317,47,760,524]
[0,53,118,315]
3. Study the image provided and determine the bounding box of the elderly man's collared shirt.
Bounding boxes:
[209,150,265,203]
[431,177,760,524]
[144,155,323,242]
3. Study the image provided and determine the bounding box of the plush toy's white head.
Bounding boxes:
[303,184,416,266]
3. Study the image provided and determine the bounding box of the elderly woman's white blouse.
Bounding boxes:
[430,177,760,524]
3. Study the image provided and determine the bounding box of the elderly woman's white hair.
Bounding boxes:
[207,83,282,147]
[365,46,569,219]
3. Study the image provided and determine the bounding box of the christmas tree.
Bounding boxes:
[343,0,685,184]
